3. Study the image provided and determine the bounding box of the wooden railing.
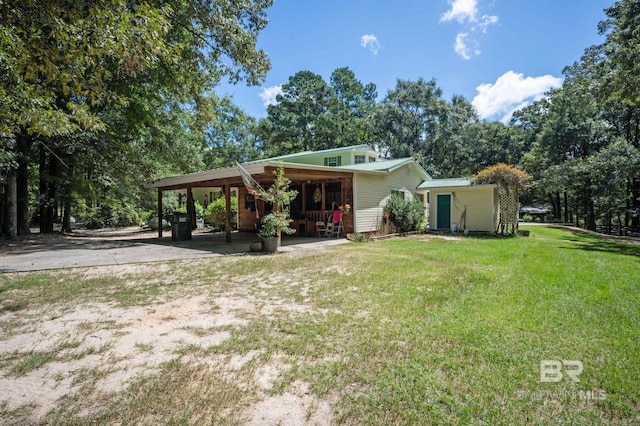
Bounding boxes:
[303,210,332,224]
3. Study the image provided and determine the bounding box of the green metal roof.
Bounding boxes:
[246,144,373,164]
[417,178,472,189]
[339,157,410,171]
[340,157,433,181]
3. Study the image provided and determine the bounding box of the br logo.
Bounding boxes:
[540,360,583,383]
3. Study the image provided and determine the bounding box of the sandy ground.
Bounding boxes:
[0,261,337,424]
[0,229,346,424]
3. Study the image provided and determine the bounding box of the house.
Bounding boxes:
[148,144,432,238]
[417,178,499,233]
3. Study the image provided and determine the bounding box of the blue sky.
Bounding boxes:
[215,0,613,123]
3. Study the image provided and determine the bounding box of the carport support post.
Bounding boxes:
[224,184,232,243]
[186,187,195,230]
[157,189,163,238]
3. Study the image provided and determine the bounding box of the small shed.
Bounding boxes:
[418,178,499,233]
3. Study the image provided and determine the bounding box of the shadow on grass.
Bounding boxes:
[558,227,640,258]
[0,301,28,313]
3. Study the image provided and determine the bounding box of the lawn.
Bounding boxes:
[0,226,638,425]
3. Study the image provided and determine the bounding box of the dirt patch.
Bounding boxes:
[0,261,336,424]
[243,380,333,425]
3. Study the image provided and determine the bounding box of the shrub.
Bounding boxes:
[383,194,425,233]
[522,214,534,222]
[204,197,238,230]
[80,204,140,229]
[258,213,295,238]
[347,232,369,242]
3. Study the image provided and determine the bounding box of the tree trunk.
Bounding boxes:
[61,163,74,233]
[16,132,32,235]
[563,190,569,224]
[39,143,58,234]
[2,174,18,238]
[631,177,640,231]
[547,193,556,218]
[39,146,47,234]
[587,199,596,231]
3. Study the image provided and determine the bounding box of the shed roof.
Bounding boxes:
[418,178,472,189]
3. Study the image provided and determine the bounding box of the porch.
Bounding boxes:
[153,164,355,241]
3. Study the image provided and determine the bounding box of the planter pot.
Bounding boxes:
[260,236,281,253]
[249,240,263,252]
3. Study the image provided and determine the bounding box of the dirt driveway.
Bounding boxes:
[0,228,348,273]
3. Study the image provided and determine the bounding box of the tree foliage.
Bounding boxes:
[259,67,377,157]
[473,163,532,193]
[256,163,298,237]
[1,0,273,237]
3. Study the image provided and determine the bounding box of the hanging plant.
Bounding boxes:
[313,186,322,203]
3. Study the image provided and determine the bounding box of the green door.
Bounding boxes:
[436,194,451,229]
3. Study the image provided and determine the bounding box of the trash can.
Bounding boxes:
[171,213,192,241]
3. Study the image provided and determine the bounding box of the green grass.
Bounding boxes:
[1,225,639,425]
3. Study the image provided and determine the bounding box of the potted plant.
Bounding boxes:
[258,213,295,252]
[256,163,298,252]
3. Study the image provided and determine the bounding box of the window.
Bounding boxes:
[369,156,376,163]
[324,156,342,167]
[354,155,365,164]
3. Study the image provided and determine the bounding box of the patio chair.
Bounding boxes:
[331,210,344,238]
[325,221,334,237]
[316,221,327,237]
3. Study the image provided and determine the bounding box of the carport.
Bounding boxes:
[148,161,354,242]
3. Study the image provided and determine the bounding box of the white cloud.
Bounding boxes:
[454,33,479,60]
[441,0,478,23]
[472,71,563,123]
[440,1,497,59]
[259,85,282,107]
[477,14,498,33]
[361,34,381,55]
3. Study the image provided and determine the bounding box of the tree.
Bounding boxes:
[1,0,273,237]
[516,84,608,228]
[256,163,298,239]
[473,164,532,234]
[260,71,333,156]
[375,78,446,170]
[259,67,378,157]
[328,67,378,147]
[202,95,262,169]
[584,141,640,233]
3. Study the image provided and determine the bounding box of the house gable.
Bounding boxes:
[352,161,428,233]
[266,144,378,167]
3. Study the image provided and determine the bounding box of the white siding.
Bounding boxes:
[353,164,425,233]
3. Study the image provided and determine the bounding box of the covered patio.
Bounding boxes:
[149,162,355,242]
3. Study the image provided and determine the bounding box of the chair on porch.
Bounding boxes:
[330,210,344,238]
[315,221,327,237]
